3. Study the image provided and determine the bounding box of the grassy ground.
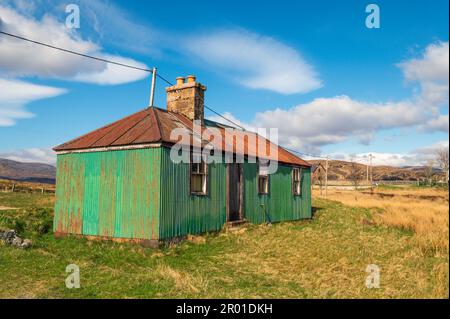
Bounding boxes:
[318,187,449,257]
[0,189,448,299]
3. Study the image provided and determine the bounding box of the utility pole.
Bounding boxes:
[325,156,329,198]
[366,158,369,184]
[149,67,157,107]
[369,154,374,186]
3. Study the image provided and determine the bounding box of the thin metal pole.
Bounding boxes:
[369,153,375,190]
[325,156,329,198]
[149,67,157,107]
[366,160,369,184]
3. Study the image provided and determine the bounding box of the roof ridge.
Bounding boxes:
[151,107,163,142]
[53,105,310,166]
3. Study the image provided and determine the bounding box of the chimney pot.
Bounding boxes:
[176,77,185,85]
[186,75,196,83]
[166,76,206,122]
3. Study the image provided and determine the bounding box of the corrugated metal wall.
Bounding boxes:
[54,148,161,240]
[159,147,311,239]
[54,146,311,241]
[159,147,227,239]
[243,162,311,224]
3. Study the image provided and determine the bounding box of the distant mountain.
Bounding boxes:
[0,158,56,184]
[309,160,444,181]
[0,157,443,185]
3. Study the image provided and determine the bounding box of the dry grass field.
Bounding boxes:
[0,186,448,298]
[314,186,449,258]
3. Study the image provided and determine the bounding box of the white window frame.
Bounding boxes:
[190,152,208,195]
[258,161,270,195]
[292,167,302,196]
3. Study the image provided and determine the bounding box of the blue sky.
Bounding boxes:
[0,0,448,166]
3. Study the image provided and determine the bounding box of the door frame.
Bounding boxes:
[226,162,244,222]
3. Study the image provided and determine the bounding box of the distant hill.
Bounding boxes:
[0,157,443,185]
[0,158,56,184]
[309,159,444,181]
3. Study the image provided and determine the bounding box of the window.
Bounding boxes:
[191,153,208,195]
[292,167,302,195]
[258,161,270,194]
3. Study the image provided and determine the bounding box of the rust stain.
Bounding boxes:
[151,217,155,240]
[53,107,310,167]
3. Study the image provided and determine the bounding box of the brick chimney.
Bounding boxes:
[166,75,206,122]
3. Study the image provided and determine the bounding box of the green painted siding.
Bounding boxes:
[55,145,311,241]
[243,162,311,224]
[159,147,227,239]
[158,148,311,239]
[54,148,161,240]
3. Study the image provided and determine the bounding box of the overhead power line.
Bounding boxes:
[0,30,155,73]
[0,29,245,130]
[204,105,247,131]
[155,76,372,164]
[0,30,373,165]
[156,73,174,86]
[155,75,247,131]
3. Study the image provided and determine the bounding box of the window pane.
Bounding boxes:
[259,162,269,176]
[259,176,268,194]
[191,174,203,193]
[192,153,201,164]
[294,181,300,194]
[199,161,206,174]
[202,174,207,192]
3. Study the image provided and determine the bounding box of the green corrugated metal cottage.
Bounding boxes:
[53,75,312,245]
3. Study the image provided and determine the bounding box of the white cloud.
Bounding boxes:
[207,109,448,167]
[208,41,449,154]
[209,96,426,153]
[0,5,149,84]
[399,41,449,111]
[0,78,66,126]
[319,152,411,167]
[2,3,319,95]
[399,42,449,84]
[184,29,322,94]
[412,140,449,158]
[324,140,449,167]
[73,54,149,85]
[420,114,449,133]
[0,4,150,127]
[0,147,56,164]
[254,96,426,149]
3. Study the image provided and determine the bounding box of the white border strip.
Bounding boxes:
[56,143,162,155]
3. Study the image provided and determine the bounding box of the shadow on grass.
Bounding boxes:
[311,206,324,218]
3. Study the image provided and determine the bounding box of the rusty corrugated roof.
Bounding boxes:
[54,107,310,167]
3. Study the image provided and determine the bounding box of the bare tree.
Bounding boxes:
[425,159,435,186]
[435,148,449,184]
[318,169,324,195]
